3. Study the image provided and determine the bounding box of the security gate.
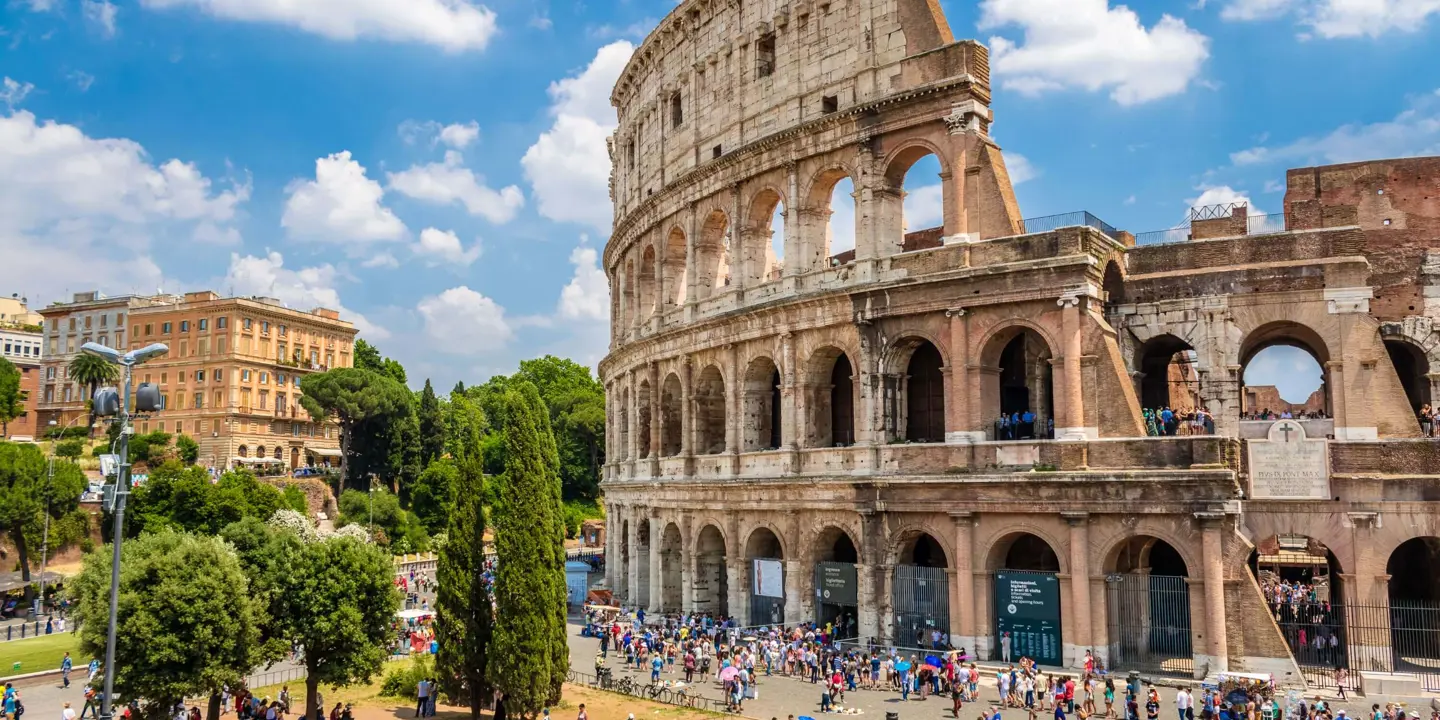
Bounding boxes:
[815,562,859,636]
[893,564,949,646]
[1105,573,1194,676]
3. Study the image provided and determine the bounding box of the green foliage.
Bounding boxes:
[410,459,458,534]
[337,487,429,552]
[281,484,309,514]
[560,499,602,540]
[128,462,286,537]
[175,434,201,464]
[55,439,86,460]
[24,506,92,559]
[473,356,605,500]
[443,389,488,463]
[68,530,262,708]
[128,430,174,467]
[380,654,436,699]
[300,368,414,493]
[417,380,445,468]
[0,442,87,583]
[219,517,306,663]
[489,382,569,713]
[44,426,90,440]
[0,358,24,435]
[67,353,119,431]
[436,454,492,711]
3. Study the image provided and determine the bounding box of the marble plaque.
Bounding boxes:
[1248,419,1331,499]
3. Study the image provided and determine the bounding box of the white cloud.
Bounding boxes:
[557,240,608,321]
[84,0,118,36]
[23,0,60,10]
[386,150,523,224]
[362,252,399,269]
[521,41,634,231]
[397,119,480,149]
[1229,90,1440,166]
[1006,152,1039,184]
[1,78,34,111]
[0,109,247,303]
[437,121,480,149]
[68,71,96,92]
[417,286,513,354]
[1220,0,1440,38]
[224,251,388,339]
[1124,194,1138,205]
[413,227,482,266]
[1263,179,1285,193]
[903,185,944,231]
[139,0,498,52]
[978,0,1210,105]
[282,151,407,244]
[1187,185,1265,215]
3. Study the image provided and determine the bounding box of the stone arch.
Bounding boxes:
[273,446,283,460]
[802,164,859,269]
[884,334,948,444]
[635,517,653,604]
[1090,522,1203,582]
[1248,533,1346,668]
[1239,321,1331,418]
[637,244,658,322]
[878,140,951,252]
[743,186,787,284]
[889,522,954,568]
[1102,534,1196,676]
[891,524,952,645]
[691,518,732,557]
[238,444,248,458]
[663,225,688,308]
[979,322,1057,439]
[694,523,730,616]
[983,527,1066,573]
[745,524,786,625]
[617,387,630,460]
[1102,258,1126,306]
[660,372,682,456]
[619,518,631,602]
[1383,337,1432,413]
[880,139,953,188]
[694,209,731,300]
[256,444,266,459]
[659,522,684,611]
[694,364,727,454]
[742,355,783,451]
[1105,535,1191,576]
[744,523,788,560]
[635,379,652,458]
[1386,537,1440,673]
[1135,334,1198,414]
[806,345,858,447]
[814,525,861,563]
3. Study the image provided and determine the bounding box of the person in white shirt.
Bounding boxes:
[1176,688,1193,720]
[62,702,77,720]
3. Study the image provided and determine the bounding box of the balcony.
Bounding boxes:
[275,355,327,373]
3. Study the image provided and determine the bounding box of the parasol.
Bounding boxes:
[926,655,941,666]
[742,635,758,642]
[921,664,940,673]
[894,660,912,673]
[719,666,741,682]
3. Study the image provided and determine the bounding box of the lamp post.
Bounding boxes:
[81,341,168,720]
[40,415,86,616]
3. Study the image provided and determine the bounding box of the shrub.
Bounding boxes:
[380,655,435,699]
[56,439,86,459]
[45,426,90,440]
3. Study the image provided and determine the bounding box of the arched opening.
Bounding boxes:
[805,168,856,269]
[984,327,1054,440]
[743,357,783,451]
[880,147,945,256]
[622,258,634,330]
[256,445,266,459]
[694,210,731,300]
[659,523,684,612]
[618,389,630,460]
[1105,536,1194,676]
[805,347,856,448]
[1387,537,1440,677]
[636,379,652,459]
[1385,339,1431,414]
[746,527,786,626]
[663,226,688,309]
[635,518,652,607]
[694,524,729,617]
[290,447,299,469]
[1102,260,1125,306]
[637,245,657,322]
[894,531,950,647]
[814,526,860,634]
[694,365,727,454]
[901,340,946,443]
[660,373,682,457]
[238,445,248,458]
[1136,335,1200,431]
[619,519,631,604]
[990,532,1064,665]
[1249,534,1346,682]
[1240,323,1330,420]
[273,446,283,460]
[744,188,786,284]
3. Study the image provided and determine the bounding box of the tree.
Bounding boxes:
[0,442,86,586]
[0,358,25,437]
[444,390,488,463]
[300,368,414,496]
[55,439,85,460]
[175,434,201,464]
[417,380,445,467]
[67,353,119,434]
[436,456,491,719]
[410,459,457,534]
[489,382,568,714]
[68,531,262,714]
[272,535,400,716]
[220,518,306,670]
[127,463,286,537]
[474,357,606,500]
[336,487,428,551]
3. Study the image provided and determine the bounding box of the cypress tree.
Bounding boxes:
[418,379,445,466]
[489,381,569,717]
[436,455,492,719]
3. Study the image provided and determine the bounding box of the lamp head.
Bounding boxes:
[80,342,122,364]
[124,343,169,365]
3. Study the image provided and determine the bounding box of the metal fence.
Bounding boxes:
[1019,212,1119,239]
[1132,214,1288,247]
[1105,573,1194,677]
[893,564,950,647]
[245,666,307,689]
[565,668,732,713]
[0,621,55,643]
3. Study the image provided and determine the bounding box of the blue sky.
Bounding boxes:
[1,0,1437,393]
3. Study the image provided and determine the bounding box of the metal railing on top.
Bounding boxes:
[565,668,732,713]
[1134,214,1289,247]
[1019,211,1119,239]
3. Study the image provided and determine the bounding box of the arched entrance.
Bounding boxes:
[290,447,299,469]
[695,365,727,454]
[806,347,856,447]
[635,518,652,607]
[1104,536,1194,676]
[1136,335,1199,420]
[1387,537,1440,688]
[746,527,785,626]
[991,329,1054,440]
[619,519,631,604]
[901,340,946,443]
[660,374,682,456]
[990,532,1063,666]
[636,379,652,458]
[893,531,950,647]
[618,389,630,460]
[743,357,782,451]
[1385,340,1431,414]
[1249,534,1346,687]
[1240,323,1330,419]
[813,527,860,636]
[659,523,683,612]
[694,525,729,617]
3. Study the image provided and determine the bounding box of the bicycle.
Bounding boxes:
[614,677,636,695]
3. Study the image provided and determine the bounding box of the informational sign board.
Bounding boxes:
[1248,419,1330,499]
[814,562,858,606]
[994,571,1063,666]
[752,558,784,598]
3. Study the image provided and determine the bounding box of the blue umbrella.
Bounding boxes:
[926,655,941,667]
[894,660,913,673]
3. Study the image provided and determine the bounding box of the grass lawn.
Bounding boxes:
[0,632,85,676]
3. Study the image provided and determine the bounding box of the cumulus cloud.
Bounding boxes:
[1006,152,1040,185]
[1229,90,1440,166]
[224,251,388,339]
[1188,185,1264,215]
[84,0,118,36]
[139,0,498,52]
[413,227,482,266]
[387,150,523,224]
[397,119,480,149]
[557,240,608,321]
[362,252,400,269]
[1,78,35,111]
[521,41,634,231]
[417,286,513,354]
[979,0,1210,105]
[1220,0,1440,38]
[282,151,407,244]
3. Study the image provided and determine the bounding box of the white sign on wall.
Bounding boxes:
[752,558,785,598]
[1248,419,1331,500]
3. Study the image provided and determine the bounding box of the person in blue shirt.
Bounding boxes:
[1021,410,1035,439]
[650,655,663,683]
[61,653,73,688]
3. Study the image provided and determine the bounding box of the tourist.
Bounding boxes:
[61,653,72,688]
[1177,687,1193,720]
[414,678,429,718]
[1001,631,1013,662]
[1104,678,1115,719]
[62,703,76,720]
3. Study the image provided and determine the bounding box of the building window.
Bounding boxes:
[217,317,228,330]
[671,93,683,128]
[84,316,91,329]
[822,95,838,113]
[144,324,152,336]
[279,325,287,337]
[243,318,253,331]
[259,390,269,410]
[261,321,270,334]
[97,335,106,347]
[260,372,269,385]
[160,372,167,385]
[69,318,76,331]
[46,367,54,381]
[100,314,108,328]
[162,322,172,334]
[180,320,189,332]
[242,369,252,382]
[213,369,222,382]
[196,370,205,383]
[214,390,222,407]
[199,318,208,331]
[44,387,53,403]
[131,324,139,339]
[277,372,286,385]
[756,33,775,78]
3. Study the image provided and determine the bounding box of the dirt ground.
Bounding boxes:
[274,683,719,720]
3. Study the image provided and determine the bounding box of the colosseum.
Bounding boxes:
[596,0,1440,695]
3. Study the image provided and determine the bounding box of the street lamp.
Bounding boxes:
[82,341,168,720]
[40,415,87,616]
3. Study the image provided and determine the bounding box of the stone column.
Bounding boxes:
[879,563,896,645]
[684,203,699,322]
[785,559,805,625]
[626,369,639,474]
[1327,360,1350,439]
[648,361,661,476]
[681,515,696,614]
[729,184,745,299]
[951,511,977,651]
[946,308,981,443]
[1063,512,1093,668]
[727,558,749,625]
[627,512,641,606]
[1057,293,1088,440]
[726,343,741,475]
[857,563,878,638]
[1196,511,1230,673]
[649,512,664,615]
[680,359,694,473]
[784,162,802,287]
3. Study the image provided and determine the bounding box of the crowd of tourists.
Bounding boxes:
[1417,405,1438,437]
[1143,407,1215,436]
[1243,409,1329,421]
[995,412,1054,440]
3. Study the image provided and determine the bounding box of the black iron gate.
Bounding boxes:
[1105,573,1194,676]
[894,564,949,646]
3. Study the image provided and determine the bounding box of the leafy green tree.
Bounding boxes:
[474,357,606,500]
[0,442,86,585]
[0,358,25,437]
[67,353,119,434]
[444,390,488,463]
[68,531,262,713]
[272,535,400,716]
[417,380,445,467]
[219,518,306,664]
[175,434,201,464]
[128,430,174,467]
[337,487,428,551]
[390,409,423,504]
[128,463,285,537]
[410,459,457,534]
[436,456,491,718]
[55,439,85,460]
[300,368,414,495]
[281,484,309,514]
[489,382,569,713]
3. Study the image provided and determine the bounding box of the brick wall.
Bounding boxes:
[1332,440,1440,475]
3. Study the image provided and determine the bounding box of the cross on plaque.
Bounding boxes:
[1279,423,1295,442]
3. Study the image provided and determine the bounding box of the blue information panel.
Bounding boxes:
[994,571,1063,666]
